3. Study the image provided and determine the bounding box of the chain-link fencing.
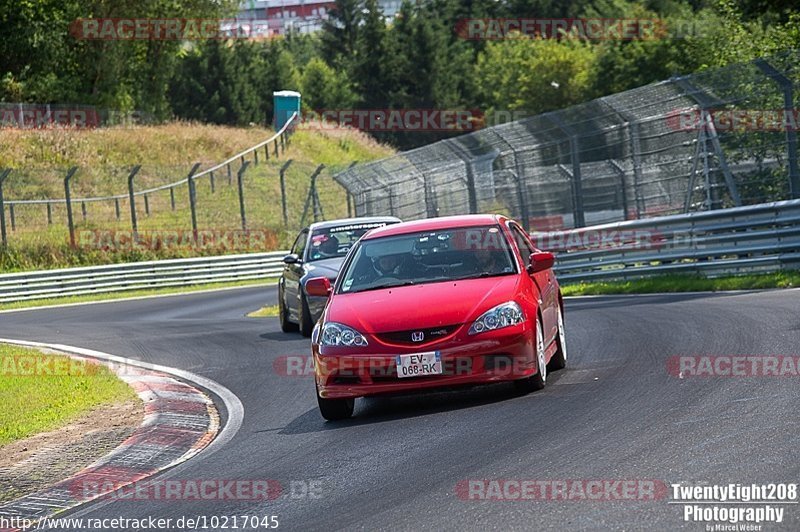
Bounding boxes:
[335,50,800,231]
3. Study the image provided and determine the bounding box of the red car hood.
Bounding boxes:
[327,275,521,333]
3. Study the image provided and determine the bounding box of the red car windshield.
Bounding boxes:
[338,225,517,293]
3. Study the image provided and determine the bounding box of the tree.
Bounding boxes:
[353,0,391,109]
[301,57,356,110]
[320,0,362,69]
[475,37,597,117]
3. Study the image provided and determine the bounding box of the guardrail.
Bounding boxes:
[1,199,798,303]
[0,252,287,303]
[541,199,800,282]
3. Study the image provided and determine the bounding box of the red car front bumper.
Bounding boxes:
[313,325,542,399]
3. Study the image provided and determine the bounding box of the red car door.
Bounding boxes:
[509,222,557,345]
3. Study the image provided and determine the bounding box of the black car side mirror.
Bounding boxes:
[283,253,302,265]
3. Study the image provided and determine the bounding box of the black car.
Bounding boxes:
[278,217,401,336]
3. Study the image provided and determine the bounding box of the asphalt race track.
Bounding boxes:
[1,286,799,531]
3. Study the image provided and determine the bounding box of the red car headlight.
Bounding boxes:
[320,322,369,347]
[468,302,525,335]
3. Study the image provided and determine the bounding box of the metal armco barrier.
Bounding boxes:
[0,252,288,303]
[542,199,800,282]
[1,198,798,303]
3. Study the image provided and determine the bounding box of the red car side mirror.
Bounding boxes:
[306,277,332,297]
[527,251,555,274]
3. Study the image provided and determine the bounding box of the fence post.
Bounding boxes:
[114,199,120,221]
[414,170,430,218]
[210,171,215,193]
[388,188,396,217]
[0,169,9,246]
[237,161,250,231]
[510,171,530,233]
[127,165,142,236]
[673,76,741,208]
[227,162,233,185]
[547,113,585,227]
[144,194,150,216]
[254,148,259,166]
[312,168,325,222]
[568,136,585,227]
[300,164,325,225]
[64,167,78,247]
[80,201,86,222]
[279,159,293,227]
[264,143,270,161]
[629,121,645,218]
[274,138,279,158]
[608,160,630,221]
[170,187,176,210]
[186,163,201,239]
[47,202,53,224]
[345,161,358,217]
[755,58,800,199]
[465,164,478,214]
[8,204,14,231]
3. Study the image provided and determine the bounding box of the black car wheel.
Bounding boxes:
[279,284,299,333]
[299,292,314,338]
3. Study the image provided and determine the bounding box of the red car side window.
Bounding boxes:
[510,224,534,259]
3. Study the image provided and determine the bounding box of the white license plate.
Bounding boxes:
[396,351,442,379]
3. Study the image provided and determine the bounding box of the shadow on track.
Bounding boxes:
[266,371,568,435]
[259,331,307,342]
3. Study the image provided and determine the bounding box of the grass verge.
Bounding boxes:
[561,271,800,296]
[247,304,279,318]
[0,344,138,446]
[0,124,394,272]
[0,278,277,312]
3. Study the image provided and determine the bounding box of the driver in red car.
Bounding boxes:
[372,253,405,277]
[474,248,499,272]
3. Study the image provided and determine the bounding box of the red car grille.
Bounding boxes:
[375,325,460,346]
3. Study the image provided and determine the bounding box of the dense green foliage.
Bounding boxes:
[1,0,799,148]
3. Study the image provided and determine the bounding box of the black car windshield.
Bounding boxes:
[307,222,393,262]
[338,225,517,293]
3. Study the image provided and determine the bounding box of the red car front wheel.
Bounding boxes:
[317,384,355,421]
[514,316,547,393]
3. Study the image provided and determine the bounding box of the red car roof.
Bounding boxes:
[363,214,506,240]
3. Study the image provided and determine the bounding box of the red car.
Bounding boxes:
[305,214,567,420]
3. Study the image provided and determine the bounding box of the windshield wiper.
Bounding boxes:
[355,280,415,292]
[457,271,514,281]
